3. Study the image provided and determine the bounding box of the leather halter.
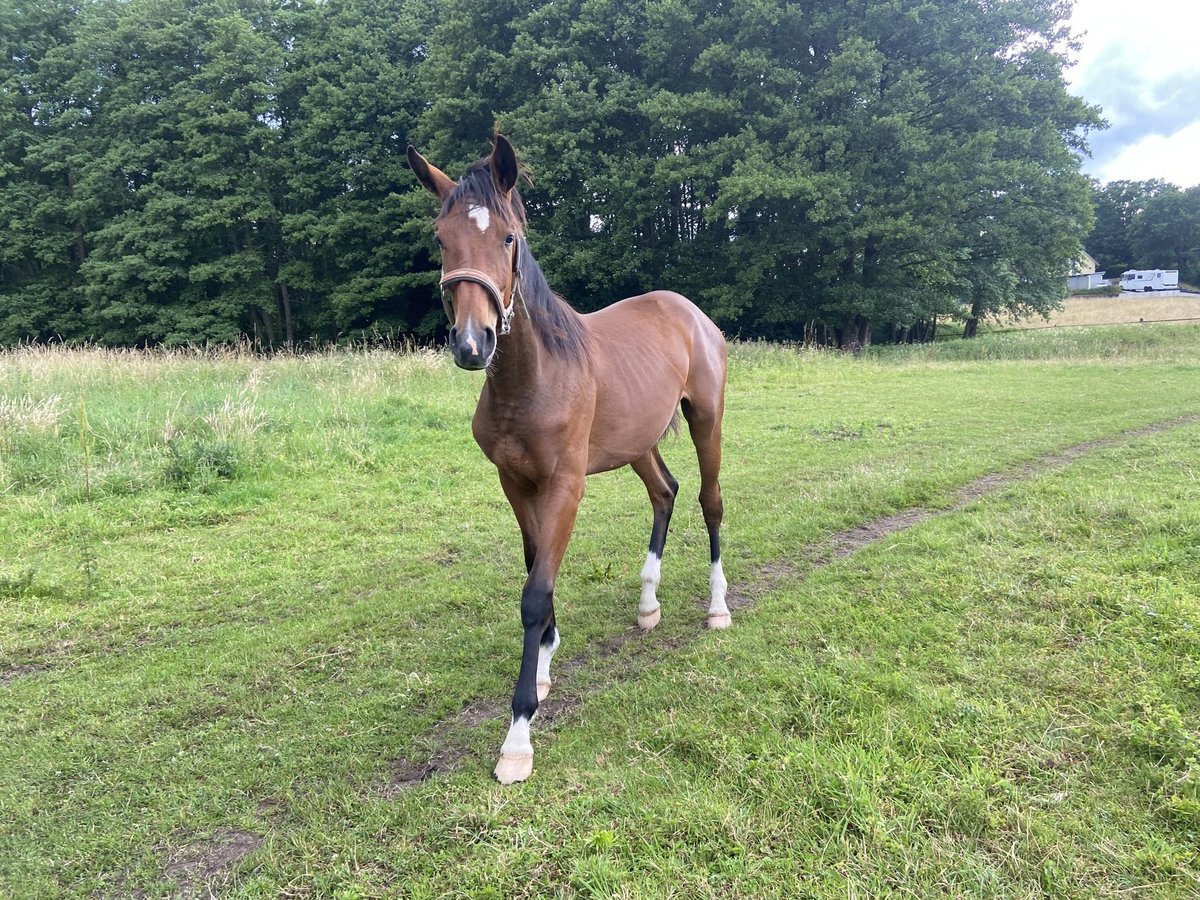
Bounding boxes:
[439,236,521,335]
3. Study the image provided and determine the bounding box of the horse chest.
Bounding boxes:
[473,416,565,481]
[473,386,589,481]
[476,430,534,475]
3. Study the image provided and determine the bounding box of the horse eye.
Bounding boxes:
[504,234,515,246]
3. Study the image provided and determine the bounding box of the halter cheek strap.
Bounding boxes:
[439,239,522,335]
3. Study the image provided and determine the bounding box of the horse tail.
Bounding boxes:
[660,407,681,443]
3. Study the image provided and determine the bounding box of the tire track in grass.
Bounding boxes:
[0,661,54,685]
[98,828,265,900]
[375,412,1200,794]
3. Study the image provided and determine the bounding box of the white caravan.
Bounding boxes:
[1120,269,1179,292]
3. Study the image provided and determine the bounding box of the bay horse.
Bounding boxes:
[406,135,729,784]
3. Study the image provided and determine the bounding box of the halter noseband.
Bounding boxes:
[439,236,522,336]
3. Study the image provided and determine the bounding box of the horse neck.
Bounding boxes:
[486,309,551,398]
[484,250,583,398]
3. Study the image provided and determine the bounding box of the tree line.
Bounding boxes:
[1,0,1101,349]
[1086,180,1200,285]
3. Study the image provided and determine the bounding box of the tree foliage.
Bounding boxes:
[1129,187,1200,285]
[1085,178,1171,277]
[2,0,1100,347]
[1086,180,1200,285]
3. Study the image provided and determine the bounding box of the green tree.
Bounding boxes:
[412,0,1099,345]
[0,0,91,343]
[2,0,1106,348]
[1129,186,1200,285]
[1086,179,1172,277]
[2,0,439,347]
[67,0,289,345]
[274,0,437,342]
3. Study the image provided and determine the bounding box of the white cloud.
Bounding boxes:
[1097,119,1200,187]
[1068,0,1200,186]
[1068,0,1200,87]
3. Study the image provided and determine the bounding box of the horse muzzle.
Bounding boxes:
[449,322,497,370]
[441,267,514,370]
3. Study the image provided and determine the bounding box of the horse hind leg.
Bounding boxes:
[681,396,729,629]
[630,448,678,631]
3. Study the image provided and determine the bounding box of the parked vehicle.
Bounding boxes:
[1120,269,1179,292]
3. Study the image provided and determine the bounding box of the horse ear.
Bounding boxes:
[490,134,519,194]
[407,145,455,199]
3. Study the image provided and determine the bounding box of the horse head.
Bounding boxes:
[407,135,525,370]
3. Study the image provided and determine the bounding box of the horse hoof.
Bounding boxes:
[638,607,661,631]
[494,752,533,785]
[707,612,732,630]
[537,680,551,702]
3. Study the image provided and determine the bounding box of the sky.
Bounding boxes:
[1066,0,1200,187]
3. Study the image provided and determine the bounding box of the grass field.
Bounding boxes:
[3,325,1200,897]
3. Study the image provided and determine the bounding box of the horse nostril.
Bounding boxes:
[484,327,496,355]
[449,326,458,345]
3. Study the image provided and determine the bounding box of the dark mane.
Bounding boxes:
[513,239,591,360]
[444,161,590,361]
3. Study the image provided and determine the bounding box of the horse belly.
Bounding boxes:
[585,386,680,474]
[583,305,696,473]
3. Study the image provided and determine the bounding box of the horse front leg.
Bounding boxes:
[495,474,584,785]
[499,472,558,704]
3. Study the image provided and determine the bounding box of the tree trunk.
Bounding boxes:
[838,314,868,352]
[256,308,277,348]
[277,281,295,348]
[963,300,983,339]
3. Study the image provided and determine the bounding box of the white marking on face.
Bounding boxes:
[501,715,532,756]
[468,205,490,233]
[465,333,479,356]
[640,551,661,615]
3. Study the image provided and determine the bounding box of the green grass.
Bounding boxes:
[1071,282,1122,297]
[2,327,1199,897]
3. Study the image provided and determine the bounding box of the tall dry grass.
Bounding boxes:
[1004,295,1200,330]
